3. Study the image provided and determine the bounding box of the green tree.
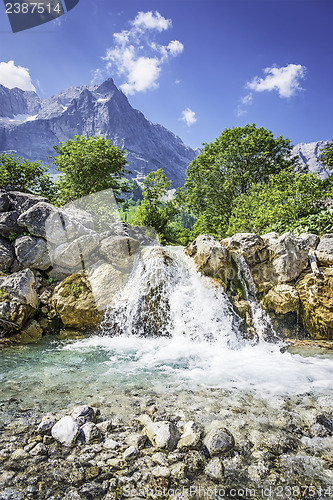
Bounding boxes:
[227,169,327,235]
[185,124,301,237]
[133,169,177,242]
[52,135,130,204]
[319,141,333,170]
[0,153,55,200]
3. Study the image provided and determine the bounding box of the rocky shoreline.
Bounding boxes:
[1,387,333,500]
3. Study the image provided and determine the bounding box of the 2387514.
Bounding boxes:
[5,3,62,14]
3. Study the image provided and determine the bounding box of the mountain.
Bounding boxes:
[292,140,331,178]
[0,78,197,187]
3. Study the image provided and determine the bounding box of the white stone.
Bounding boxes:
[51,416,80,447]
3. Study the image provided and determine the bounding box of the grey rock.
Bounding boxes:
[37,416,57,435]
[99,235,140,269]
[204,427,235,456]
[14,235,51,270]
[10,448,30,460]
[221,232,268,265]
[299,233,320,249]
[151,466,171,478]
[0,488,24,500]
[45,209,95,245]
[186,234,231,280]
[123,445,139,461]
[139,415,179,451]
[0,236,14,270]
[51,233,100,270]
[204,457,224,480]
[103,438,121,450]
[0,211,22,238]
[17,202,57,238]
[0,83,40,118]
[126,433,147,450]
[71,405,97,426]
[316,233,333,266]
[29,443,47,456]
[7,191,49,213]
[0,192,11,212]
[96,420,112,434]
[51,416,81,447]
[177,420,202,450]
[81,422,101,444]
[270,232,309,282]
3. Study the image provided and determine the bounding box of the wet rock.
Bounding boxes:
[103,438,121,450]
[186,234,233,283]
[203,426,235,456]
[99,235,140,270]
[0,488,24,500]
[96,420,113,434]
[14,235,51,270]
[0,269,39,332]
[204,457,224,481]
[11,319,43,344]
[71,405,97,426]
[51,416,81,447]
[296,268,333,340]
[52,274,102,329]
[0,236,14,270]
[10,448,30,460]
[316,233,333,266]
[184,450,205,475]
[81,422,101,444]
[87,260,128,310]
[177,420,202,451]
[263,284,299,314]
[139,415,179,451]
[0,211,23,239]
[123,446,139,461]
[152,466,171,478]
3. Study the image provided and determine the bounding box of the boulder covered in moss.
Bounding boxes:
[296,268,333,340]
[52,273,102,330]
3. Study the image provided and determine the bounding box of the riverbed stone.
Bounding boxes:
[204,457,224,481]
[52,273,102,329]
[51,416,81,447]
[263,284,300,315]
[37,416,58,436]
[139,415,179,451]
[81,422,101,444]
[123,446,139,461]
[177,420,202,451]
[11,319,43,344]
[14,235,51,270]
[71,405,97,426]
[203,426,235,456]
[296,268,333,339]
[316,233,333,266]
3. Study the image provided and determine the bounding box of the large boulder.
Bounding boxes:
[0,191,11,212]
[51,233,100,270]
[87,260,128,310]
[296,268,333,340]
[263,284,300,315]
[269,232,309,283]
[99,235,140,270]
[316,234,333,267]
[17,202,58,238]
[52,273,102,329]
[221,233,268,266]
[185,234,232,282]
[0,236,14,270]
[0,211,23,239]
[14,235,51,270]
[11,319,43,344]
[0,269,39,333]
[7,191,49,213]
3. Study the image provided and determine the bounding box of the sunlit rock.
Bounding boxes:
[51,416,80,447]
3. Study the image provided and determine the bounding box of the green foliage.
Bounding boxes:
[227,170,329,236]
[185,124,300,236]
[319,141,333,170]
[0,153,56,200]
[52,135,131,204]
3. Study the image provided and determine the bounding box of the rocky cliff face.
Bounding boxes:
[0,79,197,187]
[292,140,331,178]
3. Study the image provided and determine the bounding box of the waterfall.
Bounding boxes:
[102,245,243,349]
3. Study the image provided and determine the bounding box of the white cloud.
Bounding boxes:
[93,11,183,95]
[0,60,36,91]
[181,108,197,127]
[246,64,306,98]
[236,93,253,116]
[132,11,171,32]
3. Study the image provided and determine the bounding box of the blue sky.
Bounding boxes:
[0,0,332,149]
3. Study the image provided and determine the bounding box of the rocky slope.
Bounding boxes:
[292,140,331,178]
[0,79,197,187]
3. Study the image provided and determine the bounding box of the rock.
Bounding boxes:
[263,284,300,314]
[261,232,279,243]
[151,452,169,466]
[0,236,14,270]
[29,442,47,456]
[296,268,333,339]
[103,438,121,450]
[96,420,113,434]
[37,416,57,435]
[203,426,235,456]
[204,457,224,481]
[71,405,97,426]
[0,211,23,239]
[51,416,81,447]
[221,232,268,265]
[151,466,171,478]
[299,233,320,249]
[184,450,205,474]
[51,233,100,270]
[316,233,333,266]
[139,415,179,451]
[270,232,309,282]
[7,191,49,213]
[123,446,139,461]
[87,260,128,310]
[99,235,140,270]
[185,234,232,282]
[11,448,30,460]
[80,422,101,444]
[14,235,51,270]
[45,209,95,244]
[126,433,147,450]
[0,191,11,212]
[52,274,102,329]
[11,319,43,344]
[177,421,202,450]
[0,269,39,332]
[17,202,57,238]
